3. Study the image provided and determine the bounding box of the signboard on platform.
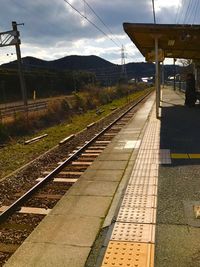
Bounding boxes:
[146,49,165,62]
[0,30,19,47]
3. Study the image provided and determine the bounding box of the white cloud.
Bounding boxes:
[155,0,180,11]
[0,0,195,65]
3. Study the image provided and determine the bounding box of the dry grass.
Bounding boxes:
[0,87,153,179]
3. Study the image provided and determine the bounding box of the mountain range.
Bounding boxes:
[1,55,180,82]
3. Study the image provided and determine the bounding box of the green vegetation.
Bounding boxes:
[0,86,152,179]
[0,68,96,102]
[0,83,148,142]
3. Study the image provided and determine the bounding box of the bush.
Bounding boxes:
[1,83,149,144]
[60,99,71,113]
[116,84,129,97]
[9,113,30,136]
[98,91,111,104]
[40,99,71,124]
[0,123,9,143]
[73,93,86,110]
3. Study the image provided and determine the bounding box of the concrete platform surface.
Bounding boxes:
[156,88,200,267]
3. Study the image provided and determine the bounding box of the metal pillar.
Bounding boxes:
[162,61,165,88]
[12,21,27,107]
[155,37,160,118]
[173,58,176,91]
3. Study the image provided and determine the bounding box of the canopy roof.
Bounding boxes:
[123,23,200,60]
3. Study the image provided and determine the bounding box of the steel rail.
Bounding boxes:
[0,90,152,223]
[0,102,47,117]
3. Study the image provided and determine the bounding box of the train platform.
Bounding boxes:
[4,87,200,267]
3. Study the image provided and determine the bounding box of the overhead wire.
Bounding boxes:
[175,0,182,24]
[64,0,136,64]
[186,0,198,24]
[192,0,200,24]
[81,0,135,61]
[82,0,137,62]
[64,0,120,48]
[82,0,122,47]
[176,0,187,24]
[183,0,193,24]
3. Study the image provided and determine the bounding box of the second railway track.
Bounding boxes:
[0,90,153,266]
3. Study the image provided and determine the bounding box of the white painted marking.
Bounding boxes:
[124,140,141,149]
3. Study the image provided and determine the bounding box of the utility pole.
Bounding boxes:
[155,36,160,118]
[12,21,27,107]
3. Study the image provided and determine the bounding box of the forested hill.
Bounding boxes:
[1,54,180,80]
[1,55,115,71]
[0,55,182,103]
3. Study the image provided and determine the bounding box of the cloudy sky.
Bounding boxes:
[0,0,199,65]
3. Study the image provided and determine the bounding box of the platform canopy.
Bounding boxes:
[123,23,200,61]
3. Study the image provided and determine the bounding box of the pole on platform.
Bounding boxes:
[155,37,160,118]
[173,58,176,91]
[162,61,164,88]
[12,21,27,107]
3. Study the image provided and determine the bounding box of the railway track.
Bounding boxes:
[0,90,152,266]
[0,101,47,119]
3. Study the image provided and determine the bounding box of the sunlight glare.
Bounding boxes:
[155,0,181,12]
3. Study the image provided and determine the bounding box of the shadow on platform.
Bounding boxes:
[160,104,200,166]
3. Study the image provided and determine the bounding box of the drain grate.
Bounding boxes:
[101,241,154,267]
[111,222,155,243]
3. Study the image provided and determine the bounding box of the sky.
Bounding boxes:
[0,0,199,65]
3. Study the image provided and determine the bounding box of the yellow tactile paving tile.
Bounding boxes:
[170,153,189,159]
[101,241,154,267]
[188,154,200,159]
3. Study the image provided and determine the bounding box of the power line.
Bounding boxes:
[183,0,193,23]
[82,0,122,47]
[64,0,137,63]
[186,0,198,23]
[175,0,199,24]
[192,0,200,24]
[176,0,187,24]
[175,0,182,24]
[64,0,120,48]
[185,0,198,24]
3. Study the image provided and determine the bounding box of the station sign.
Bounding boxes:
[146,49,165,62]
[0,30,19,47]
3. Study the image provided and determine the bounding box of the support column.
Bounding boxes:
[173,58,176,91]
[155,37,160,118]
[162,61,165,88]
